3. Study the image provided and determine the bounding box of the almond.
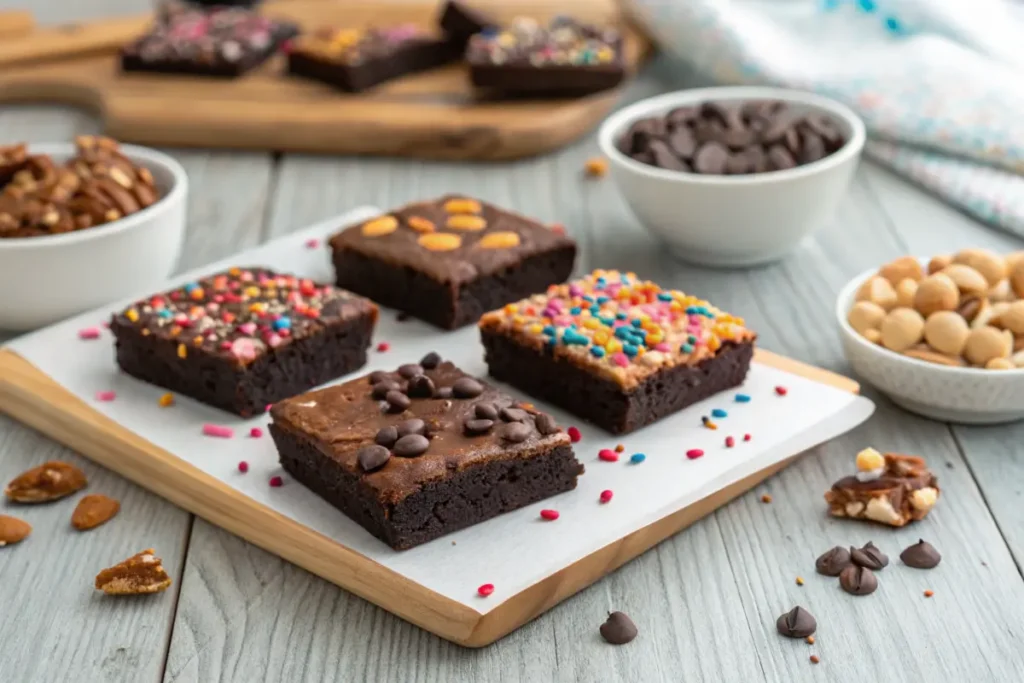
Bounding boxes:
[5,461,87,503]
[95,549,173,595]
[0,515,32,547]
[72,494,120,531]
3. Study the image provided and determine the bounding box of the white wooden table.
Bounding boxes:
[3,2,1024,682]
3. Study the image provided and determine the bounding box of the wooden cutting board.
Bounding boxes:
[0,0,650,160]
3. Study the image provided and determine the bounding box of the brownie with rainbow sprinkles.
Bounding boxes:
[479,270,757,434]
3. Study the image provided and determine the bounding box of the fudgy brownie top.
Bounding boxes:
[270,357,574,505]
[329,195,575,284]
[479,269,756,389]
[111,267,377,368]
[294,25,437,65]
[466,16,621,68]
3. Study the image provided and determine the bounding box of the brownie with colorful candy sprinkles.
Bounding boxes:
[110,268,378,417]
[269,354,583,550]
[479,270,757,434]
[329,196,576,329]
[466,16,625,97]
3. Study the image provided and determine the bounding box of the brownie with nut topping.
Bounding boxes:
[110,267,378,417]
[825,451,940,527]
[479,270,757,434]
[269,355,584,550]
[329,196,576,329]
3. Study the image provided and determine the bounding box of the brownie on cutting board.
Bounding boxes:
[269,354,584,550]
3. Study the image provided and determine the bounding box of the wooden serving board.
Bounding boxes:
[0,345,857,647]
[0,0,649,160]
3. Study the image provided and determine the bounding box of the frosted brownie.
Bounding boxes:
[825,449,939,527]
[479,270,756,434]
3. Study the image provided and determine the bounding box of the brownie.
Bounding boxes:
[269,356,584,550]
[120,6,299,78]
[110,267,378,417]
[479,270,757,434]
[466,16,625,97]
[329,196,576,329]
[437,1,496,51]
[825,450,940,527]
[287,25,460,93]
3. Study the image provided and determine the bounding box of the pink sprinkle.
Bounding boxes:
[269,476,284,488]
[78,327,101,340]
[102,321,111,329]
[744,433,752,442]
[567,426,582,443]
[265,404,273,412]
[477,583,495,597]
[686,448,704,460]
[376,342,390,352]
[238,461,249,473]
[249,427,263,438]
[540,509,560,521]
[202,424,234,438]
[95,390,116,402]
[599,489,613,504]
[775,386,788,396]
[654,342,671,352]
[598,449,619,462]
[238,322,257,335]
[725,436,735,448]
[304,237,320,248]
[611,352,630,368]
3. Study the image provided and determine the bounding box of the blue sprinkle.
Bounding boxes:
[596,277,607,285]
[273,317,292,331]
[542,325,556,336]
[157,309,173,319]
[596,296,609,304]
[570,306,582,315]
[657,292,673,302]
[614,327,634,341]
[711,408,728,418]
[590,346,606,358]
[616,312,628,320]
[857,0,877,11]
[622,343,638,357]
[589,305,600,315]
[582,295,594,303]
[681,343,694,354]
[630,453,646,464]
[735,393,751,403]
[820,0,840,10]
[884,15,904,34]
[685,306,699,315]
[688,334,698,344]
[562,330,589,346]
[631,319,644,328]
[184,282,200,293]
[599,316,615,326]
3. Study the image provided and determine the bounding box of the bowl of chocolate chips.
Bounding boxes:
[598,86,865,267]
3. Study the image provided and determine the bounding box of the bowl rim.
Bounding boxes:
[835,260,1024,377]
[597,85,867,186]
[0,142,188,251]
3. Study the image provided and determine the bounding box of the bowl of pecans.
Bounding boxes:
[836,251,1024,424]
[0,136,187,331]
[597,86,865,267]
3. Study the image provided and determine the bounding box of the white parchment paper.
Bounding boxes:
[5,206,875,613]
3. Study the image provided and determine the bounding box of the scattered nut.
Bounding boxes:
[914,273,959,317]
[880,308,925,352]
[71,494,121,531]
[927,254,952,274]
[847,301,886,335]
[584,157,609,178]
[0,514,32,547]
[879,256,924,285]
[941,264,989,296]
[953,248,1007,286]
[963,326,1012,366]
[856,276,898,310]
[923,311,969,356]
[95,548,172,595]
[894,278,918,309]
[4,461,87,503]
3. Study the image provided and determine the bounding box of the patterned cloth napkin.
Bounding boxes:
[624,0,1024,238]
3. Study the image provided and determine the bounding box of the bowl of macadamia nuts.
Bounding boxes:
[836,249,1024,424]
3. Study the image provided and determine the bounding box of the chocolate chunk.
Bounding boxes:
[694,142,729,175]
[744,145,768,173]
[357,444,390,472]
[398,363,424,379]
[839,565,878,596]
[761,112,799,144]
[767,145,796,171]
[419,351,442,369]
[500,407,529,422]
[407,374,435,398]
[815,546,852,576]
[501,422,531,443]
[776,606,816,638]
[666,106,699,127]
[648,139,689,171]
[535,413,558,435]
[368,371,389,385]
[392,434,430,457]
[599,611,638,645]
[374,425,398,448]
[436,386,453,399]
[372,380,401,400]
[385,390,411,412]
[700,101,734,125]
[724,153,750,175]
[475,402,498,420]
[452,377,484,398]
[396,418,426,438]
[667,126,697,159]
[799,130,826,164]
[900,540,941,569]
[464,418,494,435]
[723,126,755,150]
[783,126,801,155]
[850,542,889,570]
[805,114,844,149]
[694,119,727,145]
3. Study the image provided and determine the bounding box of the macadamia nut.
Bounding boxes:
[923,311,969,356]
[913,273,959,317]
[953,248,1007,286]
[997,300,1024,335]
[941,264,989,295]
[895,279,917,309]
[963,326,1012,366]
[847,301,886,336]
[856,276,897,310]
[1011,260,1024,300]
[880,308,925,352]
[927,255,952,275]
[879,256,924,285]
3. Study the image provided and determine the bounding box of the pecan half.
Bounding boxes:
[0,515,32,547]
[72,494,121,531]
[4,461,87,503]
[95,549,173,595]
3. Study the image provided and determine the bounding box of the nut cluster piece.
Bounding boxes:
[849,251,1024,369]
[0,136,159,239]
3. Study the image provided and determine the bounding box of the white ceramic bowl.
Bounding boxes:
[836,264,1024,424]
[597,86,866,267]
[0,143,187,331]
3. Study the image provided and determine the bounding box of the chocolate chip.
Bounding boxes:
[357,444,390,472]
[501,422,531,443]
[767,145,796,171]
[776,606,816,638]
[452,377,484,399]
[368,371,389,385]
[374,426,398,448]
[419,351,441,369]
[761,112,799,144]
[745,145,768,172]
[805,114,844,149]
[799,130,826,164]
[371,380,401,400]
[667,126,697,159]
[436,386,453,399]
[385,390,411,413]
[694,142,729,174]
[534,413,558,435]
[694,118,726,144]
[407,375,435,398]
[850,542,889,570]
[725,153,750,175]
[839,565,878,596]
[599,611,638,645]
[783,126,801,155]
[722,126,755,150]
[397,363,423,379]
[815,546,852,576]
[900,540,941,569]
[396,418,425,438]
[474,402,498,420]
[666,105,698,127]
[392,434,429,457]
[464,418,494,435]
[500,407,529,422]
[648,139,689,171]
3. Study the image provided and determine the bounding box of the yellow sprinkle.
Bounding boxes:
[249,302,266,314]
[177,343,187,359]
[418,232,462,251]
[229,267,241,276]
[158,393,175,408]
[447,214,487,231]
[141,329,151,336]
[361,215,399,237]
[511,314,525,325]
[406,216,436,233]
[504,304,518,314]
[479,231,521,249]
[527,324,543,334]
[593,330,609,346]
[796,576,805,586]
[707,336,721,352]
[647,332,664,345]
[125,308,139,322]
[442,198,482,214]
[606,339,622,353]
[244,286,261,298]
[583,318,601,330]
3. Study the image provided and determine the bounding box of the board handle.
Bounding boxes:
[0,15,150,70]
[0,10,34,38]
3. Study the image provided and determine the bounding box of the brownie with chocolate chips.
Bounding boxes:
[110,267,378,417]
[120,5,299,78]
[268,355,584,550]
[329,196,576,329]
[466,16,625,97]
[479,270,757,434]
